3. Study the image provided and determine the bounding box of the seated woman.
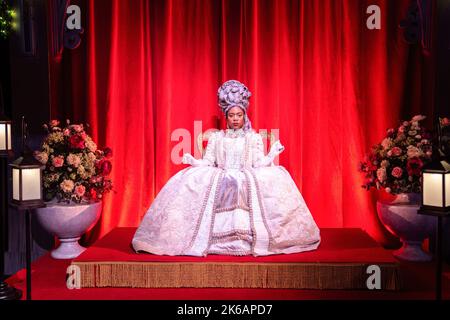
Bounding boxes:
[132,80,321,256]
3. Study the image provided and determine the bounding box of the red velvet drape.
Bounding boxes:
[56,0,433,245]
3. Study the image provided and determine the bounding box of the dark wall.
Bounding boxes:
[2,0,53,276]
[432,0,450,263]
[9,0,50,133]
[436,0,450,117]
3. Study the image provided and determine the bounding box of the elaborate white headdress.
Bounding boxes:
[217,80,252,131]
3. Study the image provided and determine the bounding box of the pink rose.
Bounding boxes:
[442,118,450,126]
[398,126,406,133]
[391,167,403,178]
[63,128,70,136]
[75,185,86,197]
[52,156,64,168]
[50,120,60,127]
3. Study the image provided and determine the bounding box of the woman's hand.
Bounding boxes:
[269,140,285,157]
[182,153,195,165]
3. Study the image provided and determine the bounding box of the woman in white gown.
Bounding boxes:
[132,80,320,256]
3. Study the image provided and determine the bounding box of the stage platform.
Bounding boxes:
[71,228,401,290]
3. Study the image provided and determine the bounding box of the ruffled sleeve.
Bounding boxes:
[190,131,217,167]
[201,131,217,166]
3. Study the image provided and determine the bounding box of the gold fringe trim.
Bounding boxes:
[71,261,401,290]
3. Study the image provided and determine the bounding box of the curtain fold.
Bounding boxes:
[57,0,432,246]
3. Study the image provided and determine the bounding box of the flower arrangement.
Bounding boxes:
[441,117,450,128]
[34,120,113,203]
[359,115,433,195]
[439,117,450,157]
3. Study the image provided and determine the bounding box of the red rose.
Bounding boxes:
[90,188,97,200]
[96,160,112,176]
[407,158,424,176]
[391,147,402,156]
[69,134,85,149]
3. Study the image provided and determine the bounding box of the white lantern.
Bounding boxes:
[0,114,12,157]
[9,153,45,208]
[420,159,450,214]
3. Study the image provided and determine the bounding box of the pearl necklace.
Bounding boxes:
[225,128,246,139]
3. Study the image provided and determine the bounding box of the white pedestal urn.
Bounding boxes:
[33,200,102,259]
[377,193,435,262]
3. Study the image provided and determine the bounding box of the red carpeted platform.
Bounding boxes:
[71,228,401,290]
[7,254,449,300]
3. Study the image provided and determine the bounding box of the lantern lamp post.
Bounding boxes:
[8,117,45,300]
[0,111,22,300]
[418,117,450,301]
[0,113,12,157]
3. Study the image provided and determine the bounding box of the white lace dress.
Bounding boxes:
[132,128,321,256]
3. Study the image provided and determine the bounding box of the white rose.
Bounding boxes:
[66,154,81,168]
[85,140,97,152]
[60,179,75,193]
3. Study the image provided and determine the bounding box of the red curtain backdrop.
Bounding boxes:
[55,0,433,245]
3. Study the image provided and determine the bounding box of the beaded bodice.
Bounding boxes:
[223,129,246,169]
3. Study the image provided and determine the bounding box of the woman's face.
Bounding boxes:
[226,106,245,129]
